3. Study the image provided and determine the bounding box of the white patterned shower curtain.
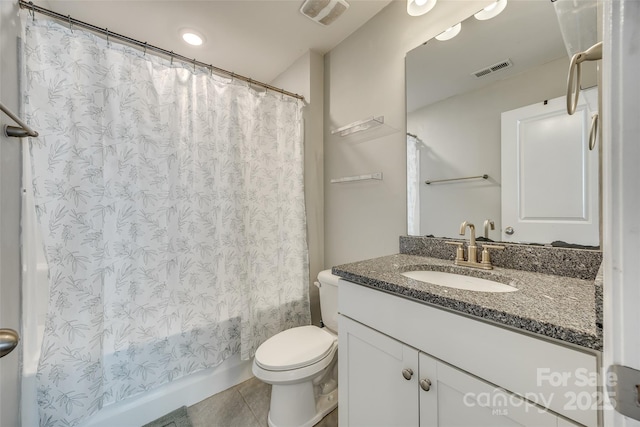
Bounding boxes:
[23,17,310,426]
[406,134,421,235]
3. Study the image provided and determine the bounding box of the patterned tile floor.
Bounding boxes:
[188,376,338,427]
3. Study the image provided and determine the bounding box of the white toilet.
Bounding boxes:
[252,269,340,427]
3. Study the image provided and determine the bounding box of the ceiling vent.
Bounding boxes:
[300,0,350,26]
[472,58,514,78]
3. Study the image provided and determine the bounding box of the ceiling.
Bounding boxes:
[406,0,570,113]
[33,0,392,85]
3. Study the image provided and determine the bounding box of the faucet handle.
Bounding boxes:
[445,241,465,262]
[480,244,505,268]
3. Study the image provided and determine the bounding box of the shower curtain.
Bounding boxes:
[23,17,310,426]
[406,134,421,235]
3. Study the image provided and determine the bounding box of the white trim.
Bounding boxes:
[602,0,640,425]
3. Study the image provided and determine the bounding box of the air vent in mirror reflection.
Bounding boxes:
[472,58,514,78]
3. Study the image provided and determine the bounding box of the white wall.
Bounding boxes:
[0,1,23,426]
[271,50,324,326]
[324,0,492,267]
[407,56,570,239]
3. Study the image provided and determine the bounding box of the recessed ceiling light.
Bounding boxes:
[435,23,462,41]
[474,0,508,20]
[407,0,437,17]
[181,30,204,46]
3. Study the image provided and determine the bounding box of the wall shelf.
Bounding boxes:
[332,116,384,137]
[331,172,383,184]
[331,116,397,143]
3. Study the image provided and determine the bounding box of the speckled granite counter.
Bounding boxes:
[333,253,602,351]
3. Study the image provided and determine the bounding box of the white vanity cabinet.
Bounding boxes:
[338,279,599,427]
[340,315,568,426]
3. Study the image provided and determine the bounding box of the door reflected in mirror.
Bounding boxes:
[406,0,599,247]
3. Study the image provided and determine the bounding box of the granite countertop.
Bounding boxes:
[333,254,601,351]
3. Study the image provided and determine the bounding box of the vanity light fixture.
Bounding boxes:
[181,30,204,46]
[474,0,508,20]
[435,23,462,41]
[407,0,437,17]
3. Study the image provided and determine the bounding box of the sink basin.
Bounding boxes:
[401,270,518,293]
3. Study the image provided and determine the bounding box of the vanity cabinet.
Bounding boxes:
[338,279,599,427]
[340,315,569,426]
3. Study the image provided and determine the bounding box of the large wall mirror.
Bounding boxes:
[406,0,600,247]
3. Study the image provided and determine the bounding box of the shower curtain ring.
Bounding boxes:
[105,28,109,46]
[248,78,252,90]
[230,72,235,82]
[210,65,213,76]
[29,1,35,21]
[170,51,174,65]
[280,88,285,100]
[193,58,196,72]
[143,42,147,56]
[68,15,73,32]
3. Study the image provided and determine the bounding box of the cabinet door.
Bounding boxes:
[339,315,419,427]
[419,352,562,427]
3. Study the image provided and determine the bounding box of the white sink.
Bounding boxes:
[401,270,518,293]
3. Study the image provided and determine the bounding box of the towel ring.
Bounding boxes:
[566,42,602,115]
[589,113,599,151]
[566,55,582,115]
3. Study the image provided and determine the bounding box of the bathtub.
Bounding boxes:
[22,346,253,427]
[21,150,254,427]
[81,355,253,427]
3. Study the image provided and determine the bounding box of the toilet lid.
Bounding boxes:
[255,326,337,371]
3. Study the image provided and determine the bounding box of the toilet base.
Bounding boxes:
[267,387,338,427]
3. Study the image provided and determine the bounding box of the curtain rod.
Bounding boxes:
[18,0,305,101]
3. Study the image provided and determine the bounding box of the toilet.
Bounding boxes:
[252,269,340,427]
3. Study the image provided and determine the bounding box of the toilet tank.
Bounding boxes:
[315,269,340,333]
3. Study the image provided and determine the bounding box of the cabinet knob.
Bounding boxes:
[402,368,414,380]
[420,378,432,392]
[504,226,515,235]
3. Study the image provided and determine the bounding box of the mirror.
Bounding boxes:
[406,0,599,245]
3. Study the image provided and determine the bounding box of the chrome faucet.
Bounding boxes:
[444,221,505,270]
[483,219,495,239]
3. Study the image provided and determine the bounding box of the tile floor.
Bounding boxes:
[187,376,338,427]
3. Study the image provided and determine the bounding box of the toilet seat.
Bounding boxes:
[255,325,337,371]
